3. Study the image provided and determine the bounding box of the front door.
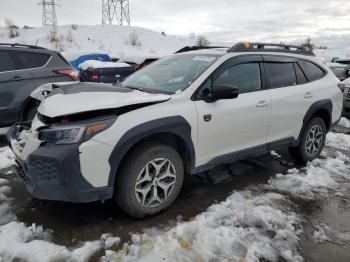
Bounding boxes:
[194,55,271,166]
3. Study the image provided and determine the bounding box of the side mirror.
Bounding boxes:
[203,84,239,103]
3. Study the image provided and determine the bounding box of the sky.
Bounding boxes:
[1,0,350,43]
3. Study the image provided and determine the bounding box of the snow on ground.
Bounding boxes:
[269,150,350,199]
[326,132,350,151]
[103,192,302,262]
[102,149,350,262]
[0,147,120,262]
[1,24,347,64]
[312,223,350,244]
[338,117,350,129]
[0,147,16,170]
[0,25,192,59]
[1,132,350,261]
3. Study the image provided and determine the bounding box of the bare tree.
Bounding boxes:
[5,17,19,38]
[127,30,141,46]
[303,38,315,51]
[196,35,210,47]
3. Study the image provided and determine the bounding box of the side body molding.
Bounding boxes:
[107,116,195,187]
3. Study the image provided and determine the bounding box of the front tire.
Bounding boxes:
[115,142,184,218]
[289,117,327,163]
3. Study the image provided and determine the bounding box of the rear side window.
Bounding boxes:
[214,63,261,94]
[294,63,308,84]
[265,62,296,88]
[15,51,51,69]
[0,51,16,72]
[299,60,325,81]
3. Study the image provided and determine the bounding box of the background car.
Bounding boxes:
[110,54,121,62]
[78,60,135,83]
[341,77,350,117]
[119,54,160,70]
[331,58,350,65]
[327,62,350,81]
[0,43,77,127]
[63,50,111,70]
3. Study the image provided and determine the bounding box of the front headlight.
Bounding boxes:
[38,126,85,144]
[38,118,114,145]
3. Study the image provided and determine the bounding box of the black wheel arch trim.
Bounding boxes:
[295,99,333,145]
[20,97,40,121]
[107,116,195,188]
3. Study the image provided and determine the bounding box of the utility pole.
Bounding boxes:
[39,0,59,28]
[102,0,130,26]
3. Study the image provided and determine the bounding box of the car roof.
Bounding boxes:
[0,45,55,54]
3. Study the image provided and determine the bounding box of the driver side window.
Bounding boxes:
[214,63,262,94]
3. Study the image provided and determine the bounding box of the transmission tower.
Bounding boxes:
[39,0,58,28]
[102,0,130,26]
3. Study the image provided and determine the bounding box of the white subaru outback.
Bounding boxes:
[8,43,343,218]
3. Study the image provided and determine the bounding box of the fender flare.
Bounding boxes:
[107,116,195,188]
[295,99,333,145]
[19,97,39,121]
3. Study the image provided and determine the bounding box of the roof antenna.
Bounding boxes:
[35,39,39,46]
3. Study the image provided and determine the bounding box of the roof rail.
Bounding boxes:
[228,42,315,56]
[175,46,227,54]
[0,43,47,50]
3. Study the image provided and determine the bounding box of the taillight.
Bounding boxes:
[57,69,79,81]
[91,71,100,81]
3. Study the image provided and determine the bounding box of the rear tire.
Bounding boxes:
[289,117,327,163]
[115,142,184,218]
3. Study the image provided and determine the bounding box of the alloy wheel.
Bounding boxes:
[305,124,324,157]
[135,158,177,208]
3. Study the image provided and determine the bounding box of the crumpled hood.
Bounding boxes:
[37,83,170,118]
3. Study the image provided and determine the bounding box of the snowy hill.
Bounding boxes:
[0,24,192,58]
[0,24,350,62]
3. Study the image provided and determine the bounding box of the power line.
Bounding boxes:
[102,0,130,26]
[38,0,59,28]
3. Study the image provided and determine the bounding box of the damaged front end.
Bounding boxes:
[7,112,116,203]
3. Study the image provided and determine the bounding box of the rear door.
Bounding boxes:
[0,50,34,126]
[264,55,314,143]
[14,51,65,88]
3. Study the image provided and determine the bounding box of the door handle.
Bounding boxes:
[256,100,269,108]
[304,92,313,99]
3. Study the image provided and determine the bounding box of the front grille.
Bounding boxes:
[29,158,59,181]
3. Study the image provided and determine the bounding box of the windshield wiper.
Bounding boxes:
[123,85,144,92]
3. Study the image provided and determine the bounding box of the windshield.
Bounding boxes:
[122,54,220,94]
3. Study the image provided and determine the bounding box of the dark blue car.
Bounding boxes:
[78,60,135,83]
